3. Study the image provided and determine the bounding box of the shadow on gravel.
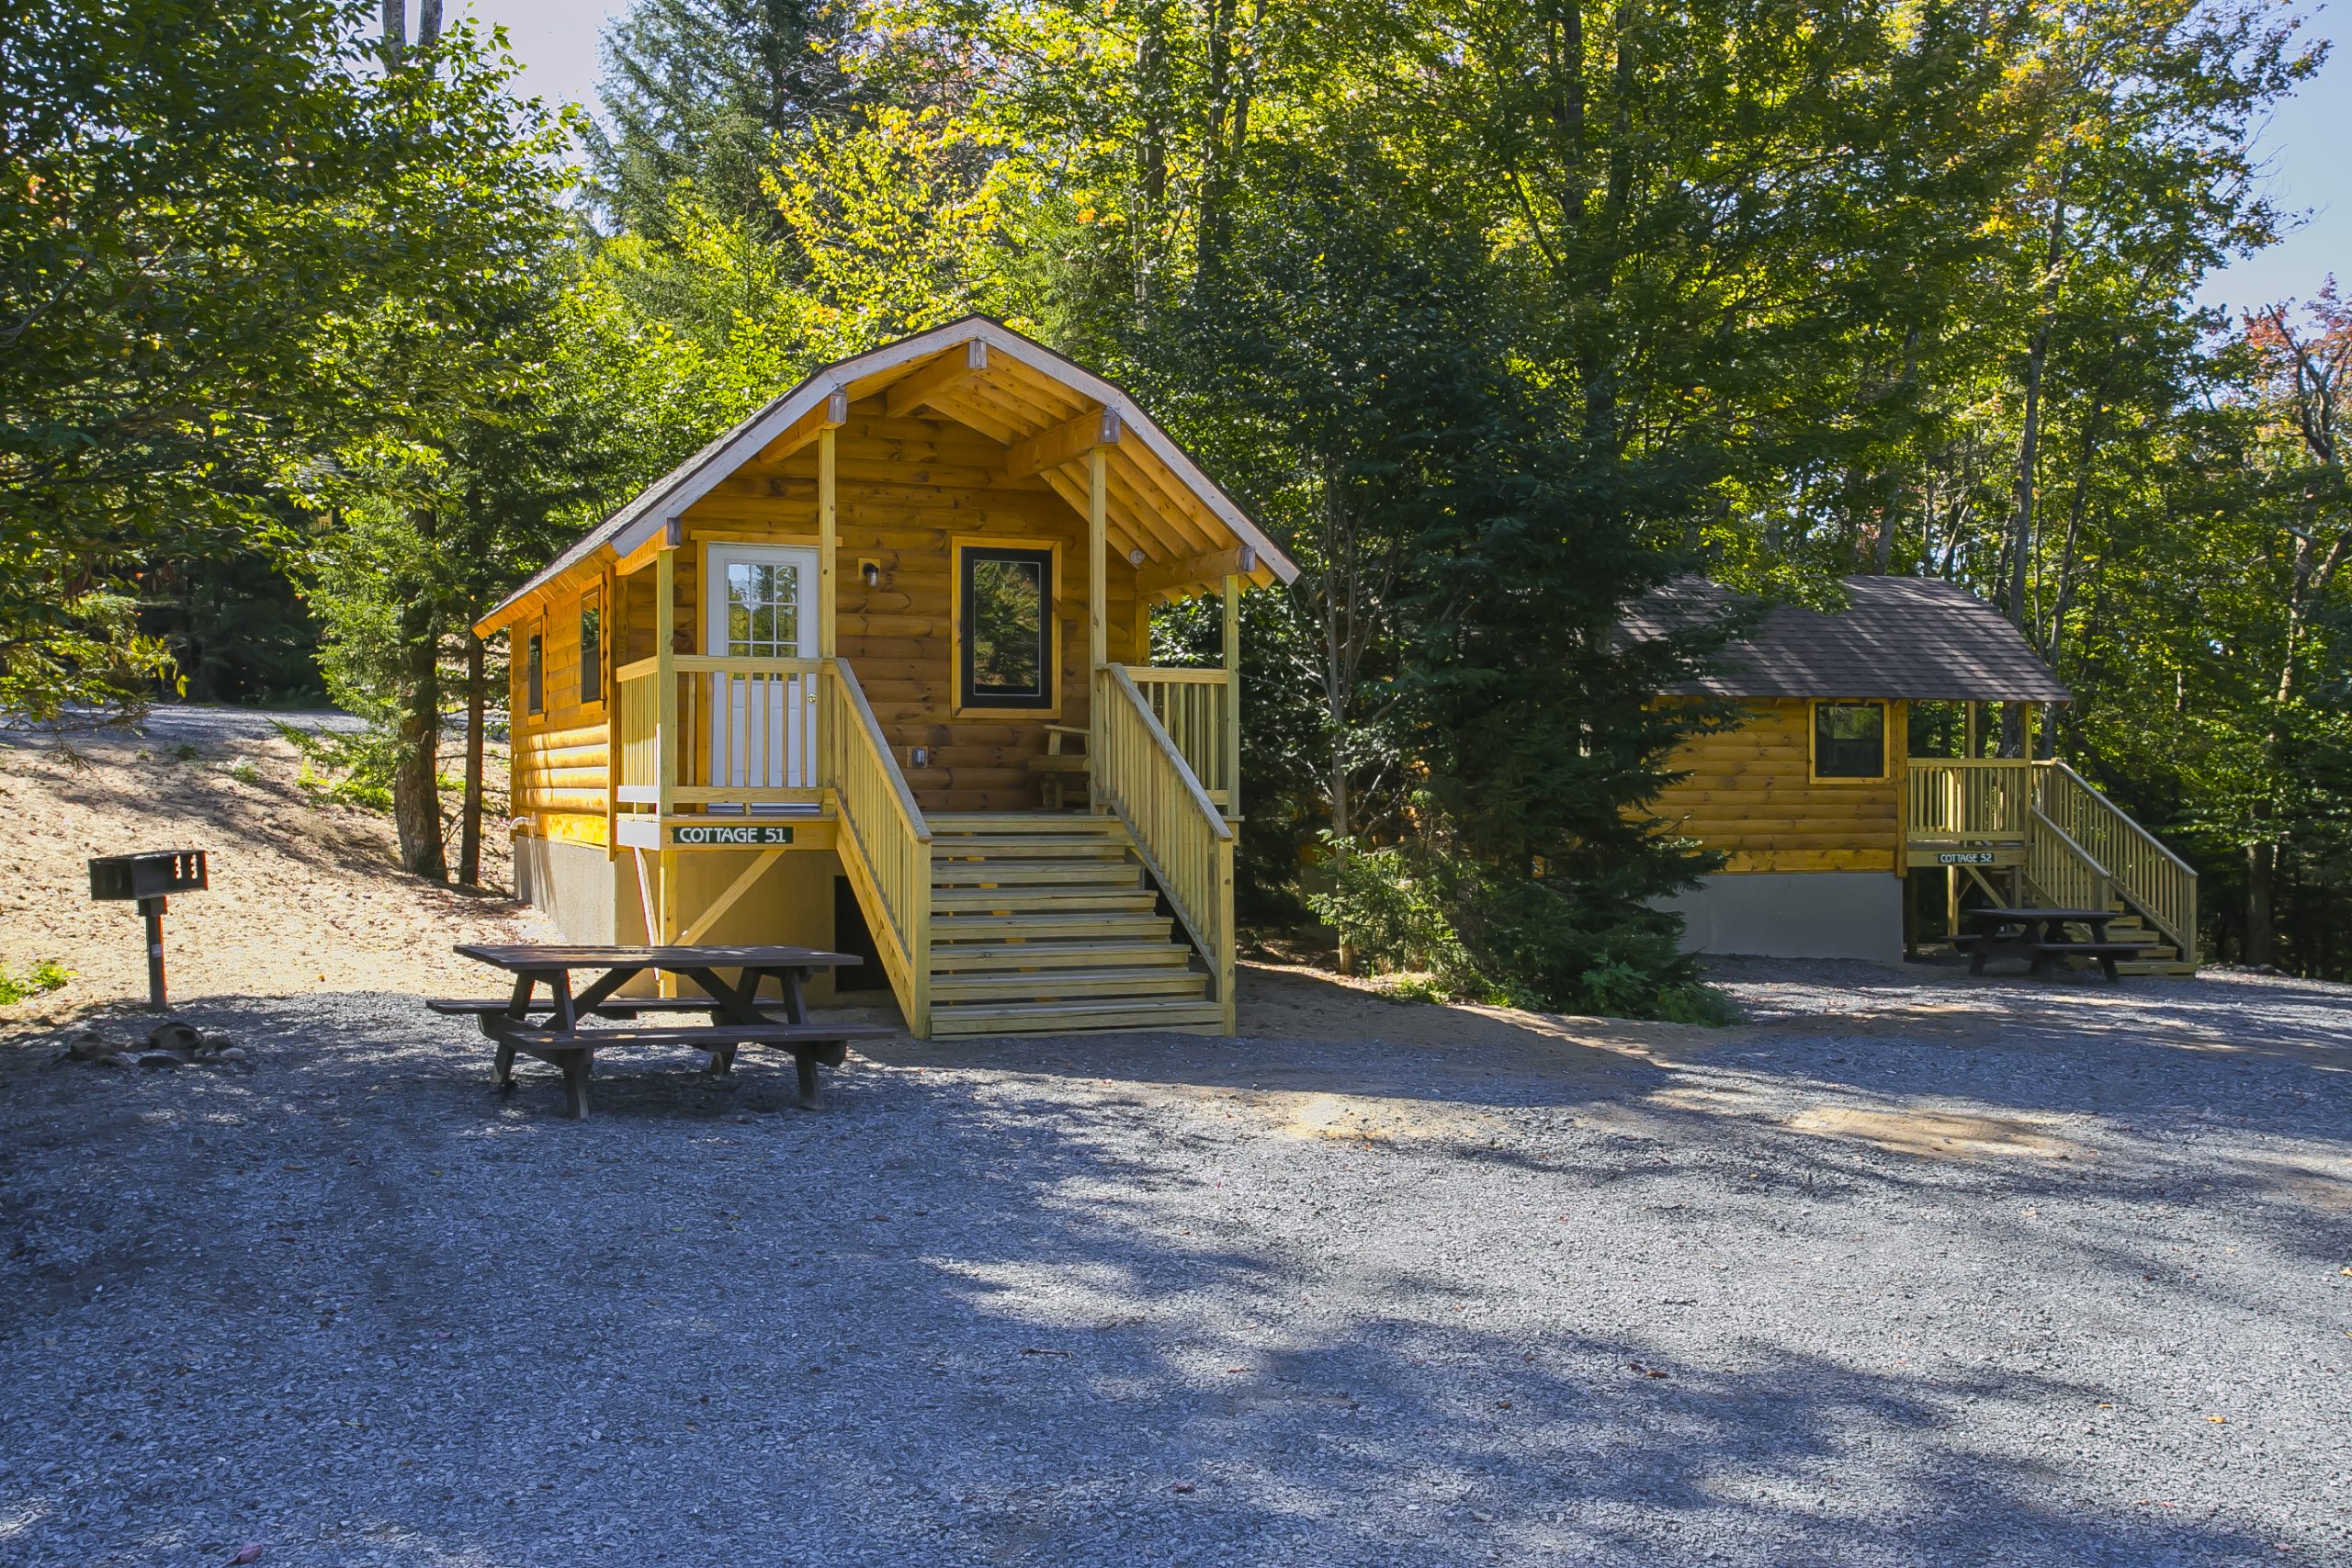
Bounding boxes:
[0,990,2318,1566]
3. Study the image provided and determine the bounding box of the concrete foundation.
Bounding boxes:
[513,834,619,944]
[1663,871,1904,964]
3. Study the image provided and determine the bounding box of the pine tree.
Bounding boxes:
[586,0,856,237]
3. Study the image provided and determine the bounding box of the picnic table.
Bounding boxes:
[433,943,892,1119]
[1951,908,2141,981]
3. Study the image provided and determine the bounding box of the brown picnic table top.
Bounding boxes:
[442,942,882,1120]
[454,942,860,970]
[1951,908,2140,982]
[1957,908,2115,929]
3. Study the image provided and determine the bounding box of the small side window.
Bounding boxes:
[1812,700,1885,781]
[526,631,544,716]
[579,598,602,705]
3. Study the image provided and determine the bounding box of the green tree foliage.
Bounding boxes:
[586,0,858,235]
[0,2,567,727]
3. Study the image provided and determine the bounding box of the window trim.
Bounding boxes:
[1808,698,1889,784]
[524,626,545,717]
[577,589,604,709]
[950,536,1062,719]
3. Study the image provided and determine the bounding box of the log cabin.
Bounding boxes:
[474,318,1297,1038]
[1633,577,2199,974]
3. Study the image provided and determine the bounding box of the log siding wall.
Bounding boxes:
[1654,698,1907,874]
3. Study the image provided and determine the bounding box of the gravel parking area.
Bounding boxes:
[2,958,2347,1566]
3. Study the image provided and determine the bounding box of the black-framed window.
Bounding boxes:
[578,597,602,705]
[1813,700,1885,780]
[958,546,1053,709]
[525,630,544,716]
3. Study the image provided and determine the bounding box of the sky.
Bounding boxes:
[455,0,2346,313]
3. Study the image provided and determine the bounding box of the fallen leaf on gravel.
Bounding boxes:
[1172,1483,1195,1494]
[1629,1362,1669,1379]
[227,1546,263,1565]
[2208,1416,2228,1424]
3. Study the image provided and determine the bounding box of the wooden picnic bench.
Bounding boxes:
[1952,908,2141,981]
[434,943,892,1119]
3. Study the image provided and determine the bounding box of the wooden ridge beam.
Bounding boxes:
[754,388,850,465]
[1137,545,1259,599]
[1007,405,1120,480]
[884,340,989,418]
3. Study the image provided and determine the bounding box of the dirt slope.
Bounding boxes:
[0,706,548,1025]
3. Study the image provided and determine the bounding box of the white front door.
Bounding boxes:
[704,544,820,808]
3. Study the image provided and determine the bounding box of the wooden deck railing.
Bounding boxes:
[1906,755,2200,964]
[2024,805,2112,915]
[1906,760,2032,841]
[1093,664,1236,1029]
[2034,761,2199,963]
[613,654,822,808]
[822,659,933,1032]
[1125,666,1238,812]
[615,658,662,805]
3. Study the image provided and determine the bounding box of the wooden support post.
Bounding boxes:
[1222,572,1241,816]
[1088,446,1107,811]
[655,542,677,822]
[658,848,680,997]
[654,539,679,997]
[818,423,837,790]
[1088,447,1108,671]
[1964,701,1981,759]
[818,425,837,659]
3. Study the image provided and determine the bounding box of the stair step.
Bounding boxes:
[931,836,1130,859]
[930,967,1209,1002]
[932,886,1159,914]
[929,911,1174,941]
[933,860,1141,887]
[930,814,1122,835]
[927,996,1227,1036]
[929,941,1192,971]
[2117,961,2199,976]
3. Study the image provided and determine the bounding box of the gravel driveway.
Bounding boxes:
[2,959,2346,1566]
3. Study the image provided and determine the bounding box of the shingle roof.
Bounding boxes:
[474,315,1297,635]
[1627,577,2071,702]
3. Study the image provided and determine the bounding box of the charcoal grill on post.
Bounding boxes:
[88,850,208,1009]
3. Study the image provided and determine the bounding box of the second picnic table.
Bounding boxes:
[1951,908,2141,981]
[433,943,891,1119]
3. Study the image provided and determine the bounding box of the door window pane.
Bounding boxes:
[1814,702,1885,779]
[724,560,800,657]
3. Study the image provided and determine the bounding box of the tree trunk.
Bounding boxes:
[2245,836,2276,967]
[379,0,404,66]
[458,629,485,887]
[391,627,447,879]
[391,505,447,880]
[417,0,441,47]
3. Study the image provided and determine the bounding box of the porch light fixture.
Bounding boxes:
[1128,548,1146,566]
[861,558,881,588]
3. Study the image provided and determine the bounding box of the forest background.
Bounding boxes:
[6,0,2349,1008]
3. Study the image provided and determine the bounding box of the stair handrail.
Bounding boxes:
[2032,760,2199,964]
[1094,664,1235,1029]
[823,658,933,1033]
[2025,803,2112,915]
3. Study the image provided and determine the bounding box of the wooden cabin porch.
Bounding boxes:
[488,319,1295,1039]
[1905,758,2199,974]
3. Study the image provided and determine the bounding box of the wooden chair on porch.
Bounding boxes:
[1031,723,1090,809]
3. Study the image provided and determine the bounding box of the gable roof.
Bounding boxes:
[478,316,1297,634]
[1628,576,2071,703]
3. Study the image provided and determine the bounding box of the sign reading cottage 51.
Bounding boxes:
[672,824,796,847]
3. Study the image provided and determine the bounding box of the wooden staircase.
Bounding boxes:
[921,815,1224,1036]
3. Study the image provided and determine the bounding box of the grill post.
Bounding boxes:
[140,896,168,1009]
